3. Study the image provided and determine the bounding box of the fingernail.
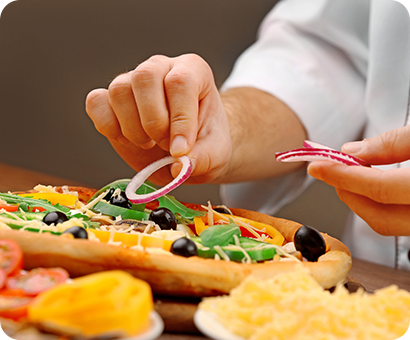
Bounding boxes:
[171,135,188,156]
[342,141,363,154]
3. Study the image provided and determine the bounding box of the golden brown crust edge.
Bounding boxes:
[0,186,352,297]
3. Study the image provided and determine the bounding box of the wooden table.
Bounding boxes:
[1,162,409,340]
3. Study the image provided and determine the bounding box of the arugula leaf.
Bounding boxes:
[200,224,241,248]
[0,193,70,213]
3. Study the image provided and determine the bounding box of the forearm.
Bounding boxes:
[220,87,307,183]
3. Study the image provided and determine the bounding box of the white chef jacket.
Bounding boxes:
[220,0,410,270]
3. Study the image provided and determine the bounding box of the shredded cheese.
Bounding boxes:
[199,267,410,340]
[33,185,58,193]
[214,245,230,262]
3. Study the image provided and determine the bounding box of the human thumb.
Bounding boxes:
[341,125,410,165]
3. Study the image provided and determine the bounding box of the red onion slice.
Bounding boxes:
[303,140,335,150]
[125,155,193,204]
[276,141,370,167]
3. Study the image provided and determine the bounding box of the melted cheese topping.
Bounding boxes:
[199,267,410,340]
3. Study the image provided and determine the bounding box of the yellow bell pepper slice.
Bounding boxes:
[194,212,284,246]
[28,270,153,337]
[194,216,207,235]
[229,215,285,246]
[89,229,174,251]
[17,192,78,207]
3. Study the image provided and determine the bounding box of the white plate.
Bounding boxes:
[123,311,164,340]
[194,309,245,340]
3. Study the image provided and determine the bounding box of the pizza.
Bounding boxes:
[0,177,352,298]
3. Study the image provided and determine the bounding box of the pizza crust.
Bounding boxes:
[0,187,352,297]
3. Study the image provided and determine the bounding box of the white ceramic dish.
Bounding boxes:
[124,311,164,340]
[194,309,245,340]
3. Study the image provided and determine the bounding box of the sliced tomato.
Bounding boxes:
[6,268,69,296]
[28,206,46,212]
[0,269,6,290]
[0,204,19,212]
[0,294,33,320]
[0,240,23,277]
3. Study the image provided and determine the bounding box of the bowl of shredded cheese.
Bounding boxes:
[195,266,410,340]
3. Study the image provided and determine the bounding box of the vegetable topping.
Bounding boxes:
[276,140,370,167]
[28,270,154,337]
[125,155,193,204]
[294,225,326,262]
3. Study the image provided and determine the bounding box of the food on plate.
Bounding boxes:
[0,156,352,297]
[29,270,153,338]
[0,239,68,322]
[0,239,156,339]
[197,268,410,340]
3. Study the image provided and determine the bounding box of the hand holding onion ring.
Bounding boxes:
[301,131,410,236]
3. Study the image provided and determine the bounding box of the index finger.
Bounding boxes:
[307,161,410,205]
[164,54,216,157]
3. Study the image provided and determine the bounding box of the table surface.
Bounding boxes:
[1,161,409,340]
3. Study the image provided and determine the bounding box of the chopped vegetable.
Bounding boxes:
[6,268,69,296]
[0,295,33,320]
[192,236,277,263]
[43,211,68,225]
[126,155,193,204]
[0,193,70,214]
[89,229,174,251]
[0,204,18,212]
[91,201,150,220]
[294,225,326,261]
[194,211,285,246]
[0,240,23,276]
[62,226,88,239]
[171,238,198,257]
[200,224,241,248]
[149,208,177,230]
[276,140,370,167]
[17,193,78,207]
[28,270,154,337]
[88,178,205,220]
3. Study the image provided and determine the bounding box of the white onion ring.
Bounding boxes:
[125,155,193,204]
[276,140,370,167]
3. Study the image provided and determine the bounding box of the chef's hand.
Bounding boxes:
[307,125,410,236]
[86,54,231,186]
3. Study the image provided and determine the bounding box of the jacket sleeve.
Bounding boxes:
[220,0,370,213]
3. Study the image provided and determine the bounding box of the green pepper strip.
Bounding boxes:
[89,179,205,220]
[91,201,150,221]
[192,236,277,262]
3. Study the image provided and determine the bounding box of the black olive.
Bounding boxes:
[43,211,68,225]
[171,238,198,257]
[109,191,131,209]
[294,225,326,262]
[102,188,115,201]
[149,207,177,230]
[62,226,88,239]
[214,206,232,215]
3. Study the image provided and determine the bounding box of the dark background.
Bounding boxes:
[0,0,350,238]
